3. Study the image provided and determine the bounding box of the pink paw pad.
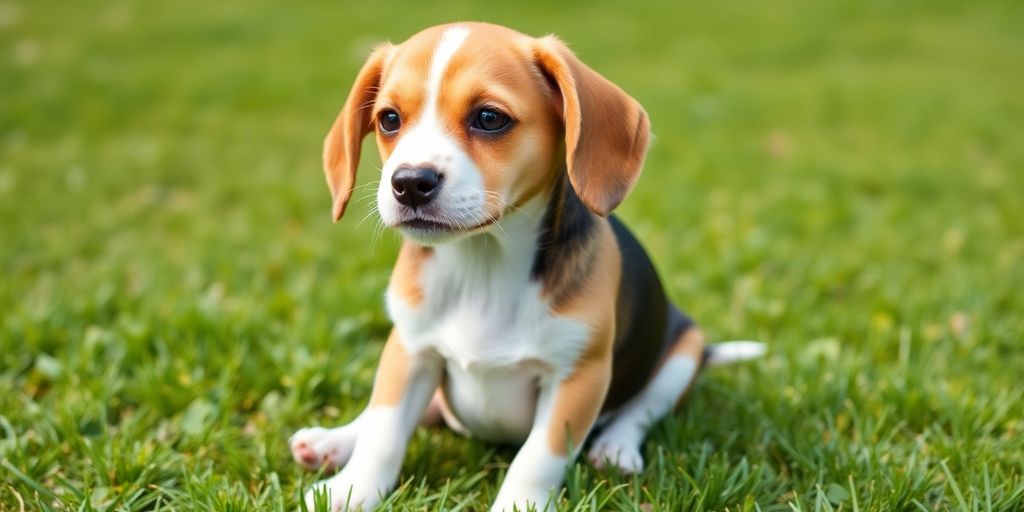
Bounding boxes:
[291,440,321,467]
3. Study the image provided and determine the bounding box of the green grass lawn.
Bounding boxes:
[2,0,1023,510]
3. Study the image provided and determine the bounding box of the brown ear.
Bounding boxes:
[533,36,650,216]
[323,44,392,222]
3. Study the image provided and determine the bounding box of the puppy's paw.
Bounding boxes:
[490,491,554,512]
[587,440,644,474]
[290,425,358,471]
[491,482,555,512]
[303,470,381,512]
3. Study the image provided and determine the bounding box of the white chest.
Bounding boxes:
[385,243,590,441]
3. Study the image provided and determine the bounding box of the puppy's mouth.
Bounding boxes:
[397,214,500,234]
[385,196,508,240]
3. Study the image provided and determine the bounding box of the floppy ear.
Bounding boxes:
[323,44,392,222]
[533,36,650,216]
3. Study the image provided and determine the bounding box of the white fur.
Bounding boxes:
[703,341,766,367]
[290,419,361,470]
[426,27,470,112]
[443,365,540,441]
[490,442,565,512]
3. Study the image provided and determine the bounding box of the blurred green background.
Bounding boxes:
[2,0,1022,510]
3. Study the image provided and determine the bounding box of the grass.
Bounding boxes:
[2,0,1023,510]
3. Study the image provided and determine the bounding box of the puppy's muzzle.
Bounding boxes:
[391,166,442,208]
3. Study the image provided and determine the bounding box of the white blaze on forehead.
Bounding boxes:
[425,26,470,117]
[377,25,488,236]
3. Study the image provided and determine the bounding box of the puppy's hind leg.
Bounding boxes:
[588,327,705,474]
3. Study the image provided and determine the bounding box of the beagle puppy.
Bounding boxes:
[290,22,764,512]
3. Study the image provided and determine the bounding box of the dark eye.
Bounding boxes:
[379,110,401,134]
[472,108,511,133]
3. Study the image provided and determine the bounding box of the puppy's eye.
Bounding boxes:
[471,108,511,133]
[379,110,401,134]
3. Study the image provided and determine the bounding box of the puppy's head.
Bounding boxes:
[323,22,650,244]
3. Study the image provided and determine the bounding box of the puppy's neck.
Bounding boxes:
[405,177,601,302]
[529,176,601,305]
[426,194,548,279]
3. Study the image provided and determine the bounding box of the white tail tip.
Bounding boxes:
[703,341,766,367]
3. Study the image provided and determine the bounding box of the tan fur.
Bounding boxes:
[641,327,705,391]
[368,329,412,407]
[536,185,600,307]
[671,326,705,360]
[669,327,706,407]
[546,220,620,454]
[390,243,432,307]
[370,28,435,141]
[546,344,612,454]
[532,37,651,216]
[550,218,620,319]
[323,44,394,222]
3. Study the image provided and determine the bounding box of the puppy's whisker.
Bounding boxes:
[371,217,387,246]
[355,204,381,230]
[351,180,381,194]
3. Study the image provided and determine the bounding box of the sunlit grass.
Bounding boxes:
[2,0,1022,510]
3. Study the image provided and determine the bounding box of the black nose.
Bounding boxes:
[391,167,441,208]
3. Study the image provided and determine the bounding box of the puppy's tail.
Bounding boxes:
[701,341,766,368]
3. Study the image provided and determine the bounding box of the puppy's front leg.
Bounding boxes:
[491,347,612,512]
[305,329,441,511]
